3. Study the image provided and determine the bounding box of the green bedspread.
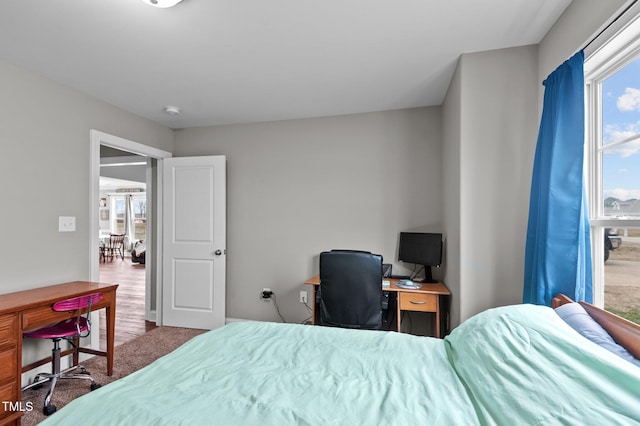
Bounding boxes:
[41,304,640,425]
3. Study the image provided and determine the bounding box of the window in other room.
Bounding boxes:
[109,193,147,241]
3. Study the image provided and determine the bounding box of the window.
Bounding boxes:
[585,8,640,325]
[109,193,147,241]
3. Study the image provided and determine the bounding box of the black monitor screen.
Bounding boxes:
[398,232,442,266]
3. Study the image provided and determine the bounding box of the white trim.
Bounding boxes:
[92,130,171,159]
[585,77,605,307]
[144,159,154,323]
[225,318,256,323]
[584,0,640,64]
[155,158,165,325]
[89,130,172,337]
[590,219,640,227]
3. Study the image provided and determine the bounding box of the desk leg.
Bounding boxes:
[106,304,115,376]
[435,297,441,338]
[72,336,80,367]
[310,286,317,325]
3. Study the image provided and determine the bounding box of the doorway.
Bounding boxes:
[99,147,152,348]
[89,130,172,350]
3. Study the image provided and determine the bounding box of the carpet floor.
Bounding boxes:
[21,326,205,426]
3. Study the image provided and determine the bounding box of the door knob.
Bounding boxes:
[214,249,223,256]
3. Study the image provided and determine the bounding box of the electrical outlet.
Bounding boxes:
[299,291,307,304]
[261,288,272,300]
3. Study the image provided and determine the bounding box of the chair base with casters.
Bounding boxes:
[21,293,103,416]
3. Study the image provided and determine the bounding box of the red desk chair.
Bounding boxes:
[22,293,103,415]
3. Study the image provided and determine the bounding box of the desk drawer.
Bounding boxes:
[399,292,437,312]
[0,315,17,348]
[0,380,17,407]
[21,308,71,332]
[0,378,20,425]
[0,347,17,383]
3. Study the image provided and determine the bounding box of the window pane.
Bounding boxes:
[602,146,640,217]
[601,56,640,217]
[133,196,146,241]
[602,56,640,147]
[604,227,640,325]
[115,198,125,219]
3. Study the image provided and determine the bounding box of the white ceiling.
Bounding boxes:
[0,0,571,129]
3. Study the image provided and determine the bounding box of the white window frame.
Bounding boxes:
[585,4,640,307]
[107,192,147,238]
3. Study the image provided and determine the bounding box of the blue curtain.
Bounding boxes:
[523,50,592,306]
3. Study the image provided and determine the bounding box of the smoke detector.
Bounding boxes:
[141,0,183,8]
[164,106,181,116]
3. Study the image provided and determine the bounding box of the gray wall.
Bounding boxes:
[458,46,539,322]
[442,46,539,326]
[0,59,173,365]
[0,59,173,293]
[174,108,443,323]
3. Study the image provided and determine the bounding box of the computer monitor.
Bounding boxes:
[398,232,442,283]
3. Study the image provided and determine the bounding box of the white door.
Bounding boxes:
[162,156,226,329]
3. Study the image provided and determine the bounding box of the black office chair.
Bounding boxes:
[319,250,383,330]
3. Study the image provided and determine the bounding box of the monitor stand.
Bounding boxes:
[418,265,437,283]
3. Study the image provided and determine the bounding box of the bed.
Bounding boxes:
[41,295,640,425]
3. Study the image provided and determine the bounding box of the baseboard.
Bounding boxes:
[146,310,157,322]
[225,317,255,324]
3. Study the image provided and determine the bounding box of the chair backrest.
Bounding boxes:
[53,292,103,337]
[319,250,383,330]
[108,234,125,248]
[53,293,103,312]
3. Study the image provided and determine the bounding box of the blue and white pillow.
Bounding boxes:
[556,302,640,368]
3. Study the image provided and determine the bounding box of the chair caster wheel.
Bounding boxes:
[43,404,57,416]
[31,375,44,389]
[90,383,102,391]
[79,367,89,374]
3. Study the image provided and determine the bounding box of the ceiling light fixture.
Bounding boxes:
[164,106,181,115]
[140,0,183,8]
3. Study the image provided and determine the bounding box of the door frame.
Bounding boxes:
[89,130,172,336]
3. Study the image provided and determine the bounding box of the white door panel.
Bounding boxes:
[173,166,214,242]
[163,156,226,329]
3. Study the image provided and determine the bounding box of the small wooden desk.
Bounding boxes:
[304,275,450,337]
[0,281,118,425]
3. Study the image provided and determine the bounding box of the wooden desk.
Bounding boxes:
[304,275,450,337]
[0,281,118,425]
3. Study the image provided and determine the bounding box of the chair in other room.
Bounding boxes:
[99,240,106,263]
[319,249,383,330]
[22,293,103,415]
[105,233,125,261]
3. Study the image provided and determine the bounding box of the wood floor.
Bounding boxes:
[98,257,156,350]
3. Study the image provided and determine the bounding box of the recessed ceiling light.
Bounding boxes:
[164,106,181,115]
[141,0,183,8]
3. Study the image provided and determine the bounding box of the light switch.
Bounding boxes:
[59,216,76,232]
